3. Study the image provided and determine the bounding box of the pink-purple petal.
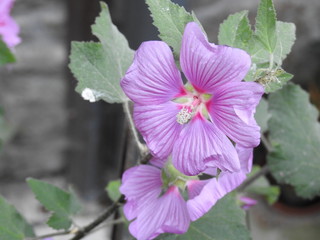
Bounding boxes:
[180,22,251,93]
[120,165,162,220]
[207,81,263,147]
[121,41,185,105]
[150,157,167,168]
[187,172,246,221]
[0,0,20,48]
[172,116,240,176]
[131,186,190,240]
[236,145,253,174]
[134,102,183,159]
[186,179,209,200]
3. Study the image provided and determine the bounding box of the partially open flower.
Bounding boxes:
[120,161,246,240]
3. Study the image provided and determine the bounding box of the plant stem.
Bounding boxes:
[237,165,270,192]
[261,134,273,152]
[69,195,125,240]
[269,53,274,70]
[27,230,72,240]
[123,101,145,154]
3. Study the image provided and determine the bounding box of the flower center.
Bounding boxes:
[174,84,212,125]
[176,96,201,124]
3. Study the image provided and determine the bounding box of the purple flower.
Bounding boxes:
[120,162,246,240]
[0,0,20,48]
[121,22,263,176]
[239,196,257,210]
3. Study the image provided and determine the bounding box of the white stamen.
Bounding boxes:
[176,108,192,124]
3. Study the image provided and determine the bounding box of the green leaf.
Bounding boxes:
[106,179,121,202]
[255,0,277,53]
[273,21,296,65]
[0,39,16,66]
[255,98,269,133]
[249,21,295,66]
[146,0,202,57]
[0,196,35,240]
[218,11,253,51]
[27,178,81,230]
[157,194,250,240]
[246,166,280,204]
[69,2,133,103]
[267,84,320,199]
[256,68,293,93]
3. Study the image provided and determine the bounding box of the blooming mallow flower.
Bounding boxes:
[0,0,20,48]
[121,22,264,176]
[120,161,246,240]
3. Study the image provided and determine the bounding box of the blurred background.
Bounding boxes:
[0,0,320,239]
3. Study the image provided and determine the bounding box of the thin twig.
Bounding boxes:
[123,101,146,153]
[237,165,270,192]
[69,195,125,240]
[27,230,72,240]
[261,134,273,152]
[90,218,125,234]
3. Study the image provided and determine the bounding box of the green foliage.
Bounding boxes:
[268,84,320,199]
[255,0,277,53]
[69,2,133,103]
[0,196,35,240]
[273,21,296,65]
[256,68,293,93]
[146,0,203,57]
[106,179,121,202]
[218,0,295,92]
[255,98,269,133]
[27,178,81,230]
[157,194,250,240]
[246,166,280,204]
[0,40,16,66]
[218,11,252,51]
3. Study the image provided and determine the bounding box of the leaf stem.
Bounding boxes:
[261,134,273,152]
[123,101,146,154]
[237,165,270,192]
[269,53,274,70]
[69,195,125,240]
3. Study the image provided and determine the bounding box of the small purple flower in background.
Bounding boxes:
[120,162,246,240]
[239,196,257,210]
[0,0,20,48]
[121,22,263,176]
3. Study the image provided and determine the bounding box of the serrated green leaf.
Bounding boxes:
[146,0,202,57]
[70,42,126,103]
[27,178,81,230]
[0,39,16,66]
[273,21,296,65]
[157,194,250,240]
[249,21,295,66]
[47,212,72,230]
[218,11,253,51]
[255,0,277,53]
[0,196,35,240]
[69,2,133,103]
[267,84,320,199]
[255,98,269,133]
[106,179,121,202]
